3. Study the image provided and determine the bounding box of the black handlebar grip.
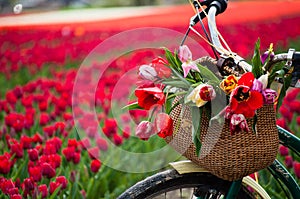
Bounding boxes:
[292,52,300,87]
[293,52,300,65]
[190,0,228,26]
[209,0,228,14]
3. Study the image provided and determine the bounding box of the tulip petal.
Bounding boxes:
[238,72,254,87]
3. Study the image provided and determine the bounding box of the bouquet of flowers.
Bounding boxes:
[125,39,289,180]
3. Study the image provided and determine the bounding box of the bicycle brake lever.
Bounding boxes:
[291,50,300,88]
[275,49,300,88]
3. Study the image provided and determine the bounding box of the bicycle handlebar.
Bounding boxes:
[191,0,300,87]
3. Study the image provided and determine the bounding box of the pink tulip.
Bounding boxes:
[178,45,200,77]
[135,121,155,140]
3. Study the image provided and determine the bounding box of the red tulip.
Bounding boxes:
[135,85,165,110]
[151,57,171,78]
[23,178,35,192]
[37,184,48,198]
[293,162,300,179]
[297,116,300,126]
[279,145,289,156]
[285,156,294,168]
[20,136,32,149]
[39,113,50,126]
[91,159,101,173]
[102,118,117,137]
[0,154,12,174]
[29,166,42,182]
[0,179,14,194]
[113,134,123,146]
[72,153,81,164]
[56,176,68,189]
[49,181,60,195]
[8,187,19,196]
[79,138,91,150]
[10,142,23,158]
[11,194,22,199]
[276,118,287,129]
[41,163,56,179]
[230,85,263,118]
[43,126,55,137]
[62,147,76,162]
[88,147,100,160]
[155,113,173,138]
[27,149,39,161]
[96,138,108,151]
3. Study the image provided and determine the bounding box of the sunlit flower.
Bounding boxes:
[220,75,238,95]
[178,45,200,77]
[187,84,216,107]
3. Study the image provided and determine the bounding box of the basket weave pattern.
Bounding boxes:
[166,102,279,181]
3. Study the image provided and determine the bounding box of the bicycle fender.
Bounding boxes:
[170,160,271,199]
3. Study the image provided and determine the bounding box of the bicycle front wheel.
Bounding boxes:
[117,169,257,199]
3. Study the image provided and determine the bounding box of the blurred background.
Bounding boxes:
[0,0,187,14]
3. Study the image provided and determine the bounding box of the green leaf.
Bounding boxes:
[276,74,292,112]
[49,185,62,199]
[169,67,191,87]
[122,102,142,110]
[69,181,79,199]
[196,63,221,84]
[191,106,202,156]
[86,178,95,199]
[164,48,180,70]
[167,97,184,115]
[251,38,263,78]
[267,62,285,88]
[161,79,190,89]
[12,158,28,181]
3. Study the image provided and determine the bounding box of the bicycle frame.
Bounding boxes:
[176,0,300,196]
[170,125,300,198]
[190,2,300,197]
[225,126,300,199]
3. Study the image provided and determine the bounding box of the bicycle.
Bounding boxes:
[117,0,300,198]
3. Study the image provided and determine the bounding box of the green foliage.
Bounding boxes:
[251,38,264,78]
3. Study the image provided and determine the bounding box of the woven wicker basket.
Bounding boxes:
[165,102,279,181]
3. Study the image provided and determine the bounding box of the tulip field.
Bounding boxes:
[0,1,300,198]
